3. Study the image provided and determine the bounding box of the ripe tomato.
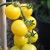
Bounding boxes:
[10,46,20,50]
[21,44,37,50]
[20,3,33,17]
[29,30,38,43]
[14,35,28,47]
[5,5,21,20]
[11,20,28,37]
[26,16,37,30]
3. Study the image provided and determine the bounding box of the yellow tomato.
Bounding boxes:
[11,20,28,37]
[22,16,37,30]
[20,3,33,17]
[26,16,37,30]
[27,16,37,30]
[10,46,20,50]
[5,5,21,20]
[14,35,28,47]
[29,30,38,43]
[21,44,37,50]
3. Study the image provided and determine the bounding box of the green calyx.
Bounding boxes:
[29,30,36,37]
[25,34,29,38]
[27,3,33,9]
[31,30,36,37]
[24,20,34,27]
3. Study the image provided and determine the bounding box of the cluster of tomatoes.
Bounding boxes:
[5,2,38,50]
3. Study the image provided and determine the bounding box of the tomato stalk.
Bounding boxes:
[18,5,27,21]
[27,35,32,44]
[28,40,31,44]
[25,34,29,38]
[0,2,15,7]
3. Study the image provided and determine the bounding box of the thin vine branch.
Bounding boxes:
[18,5,27,21]
[0,2,15,7]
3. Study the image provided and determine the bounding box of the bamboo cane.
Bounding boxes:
[0,0,7,50]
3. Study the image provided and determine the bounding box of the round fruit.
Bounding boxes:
[5,5,21,20]
[11,20,28,37]
[29,30,38,43]
[20,3,33,17]
[21,44,37,50]
[26,16,37,30]
[10,46,20,50]
[14,35,28,46]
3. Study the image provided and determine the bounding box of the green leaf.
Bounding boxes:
[47,0,50,10]
[0,46,2,50]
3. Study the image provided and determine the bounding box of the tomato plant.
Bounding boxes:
[21,3,33,17]
[0,1,39,50]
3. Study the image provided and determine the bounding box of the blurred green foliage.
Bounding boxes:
[32,0,50,23]
[47,0,50,10]
[0,46,2,50]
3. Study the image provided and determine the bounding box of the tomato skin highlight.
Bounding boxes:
[5,5,21,20]
[11,20,28,37]
[21,44,37,50]
[14,35,28,47]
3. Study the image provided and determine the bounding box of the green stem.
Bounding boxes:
[18,5,27,21]
[28,38,31,44]
[0,2,15,7]
[12,0,14,5]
